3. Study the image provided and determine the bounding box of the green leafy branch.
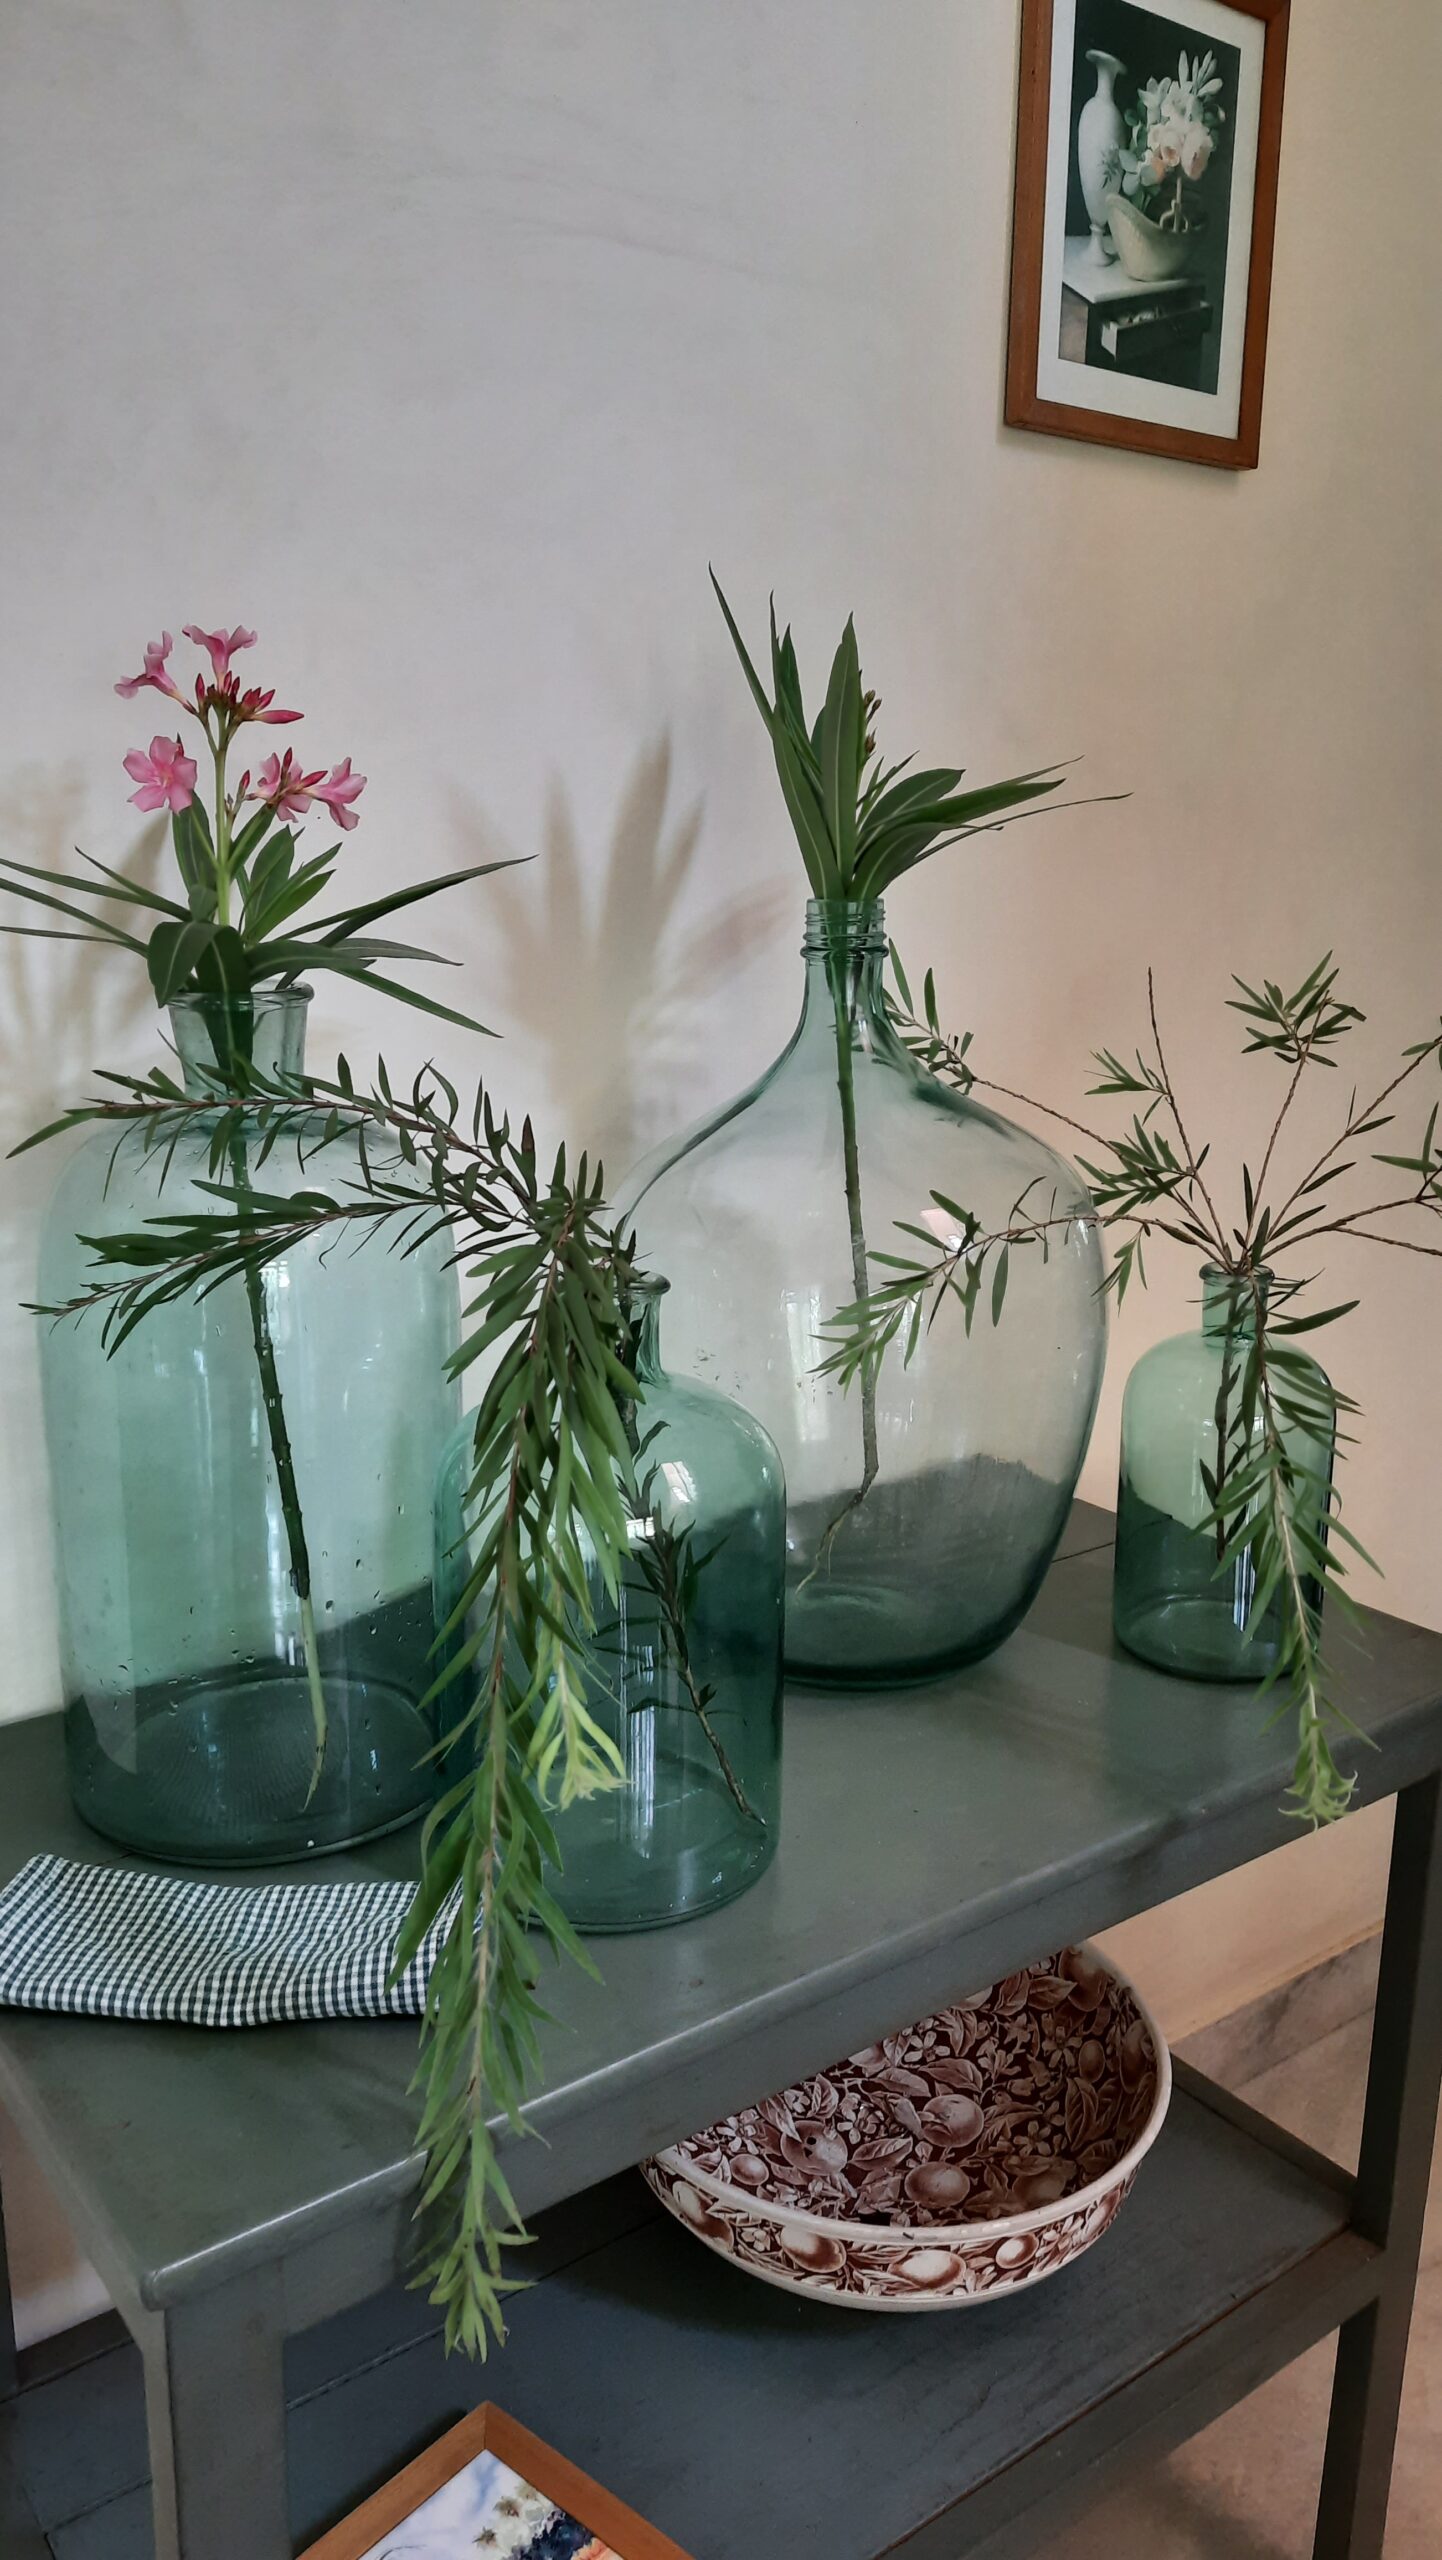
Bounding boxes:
[1204,1274,1371,1827]
[818,1173,1070,1389]
[831,953,1442,1824]
[22,1059,654,2354]
[407,1138,637,2354]
[0,810,517,1035]
[709,574,1076,907]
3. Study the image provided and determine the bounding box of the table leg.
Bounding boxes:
[140,2272,290,2560]
[1,2425,48,2560]
[0,2153,18,2403]
[1314,1772,1442,2558]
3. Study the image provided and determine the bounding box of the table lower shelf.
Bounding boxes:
[4,2066,1381,2560]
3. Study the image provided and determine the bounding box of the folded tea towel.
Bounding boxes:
[0,1853,454,2028]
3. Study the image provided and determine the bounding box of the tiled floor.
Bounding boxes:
[1039,2009,1442,2557]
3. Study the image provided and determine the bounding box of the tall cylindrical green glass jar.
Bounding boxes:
[1113,1266,1336,1680]
[38,989,461,1864]
[433,1278,785,1931]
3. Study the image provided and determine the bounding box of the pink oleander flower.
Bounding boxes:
[251,748,322,824]
[249,750,367,830]
[182,623,257,684]
[114,633,184,703]
[123,734,198,815]
[239,686,302,724]
[311,757,366,831]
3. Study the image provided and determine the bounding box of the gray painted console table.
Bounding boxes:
[1,1503,1441,2559]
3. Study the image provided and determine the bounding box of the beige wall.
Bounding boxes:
[0,0,1437,2340]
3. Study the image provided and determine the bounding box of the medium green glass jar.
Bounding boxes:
[38,990,460,1864]
[433,1279,785,1931]
[1113,1266,1336,1680]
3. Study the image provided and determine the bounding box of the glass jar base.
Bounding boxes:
[784,1461,1072,1685]
[555,1831,778,1934]
[66,1668,432,1866]
[785,1601,1039,1688]
[1114,1594,1280,1684]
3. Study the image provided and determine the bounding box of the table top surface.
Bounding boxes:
[1061,235,1197,304]
[2,1503,1440,2316]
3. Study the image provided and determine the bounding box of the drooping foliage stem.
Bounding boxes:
[804,946,880,1580]
[825,954,1442,1827]
[205,991,329,1791]
[225,1114,328,1789]
[20,1059,653,2354]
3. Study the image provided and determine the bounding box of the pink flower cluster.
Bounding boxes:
[115,626,298,727]
[114,625,365,833]
[248,750,366,832]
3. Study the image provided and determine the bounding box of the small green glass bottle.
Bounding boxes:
[1114,1266,1336,1681]
[433,1277,785,1931]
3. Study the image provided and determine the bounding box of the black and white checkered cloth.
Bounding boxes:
[0,1854,456,2028]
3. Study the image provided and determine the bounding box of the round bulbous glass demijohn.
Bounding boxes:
[38,990,461,1864]
[433,1278,785,1931]
[1114,1265,1336,1681]
[620,901,1106,1684]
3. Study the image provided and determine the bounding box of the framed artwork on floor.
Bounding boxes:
[300,2404,695,2560]
[1005,0,1290,467]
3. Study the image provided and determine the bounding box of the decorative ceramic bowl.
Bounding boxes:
[1104,191,1198,283]
[643,1945,1170,2311]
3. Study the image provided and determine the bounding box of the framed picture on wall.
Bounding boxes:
[300,2405,694,2560]
[1005,0,1290,467]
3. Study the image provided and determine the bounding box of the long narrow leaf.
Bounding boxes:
[814,617,862,882]
[772,728,839,896]
[303,860,530,949]
[710,569,779,733]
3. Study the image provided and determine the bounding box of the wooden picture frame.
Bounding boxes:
[299,2403,695,2560]
[1005,0,1290,468]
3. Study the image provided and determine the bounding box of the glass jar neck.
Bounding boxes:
[1201,1264,1271,1339]
[169,990,311,1097]
[797,898,892,1051]
[624,1277,668,1387]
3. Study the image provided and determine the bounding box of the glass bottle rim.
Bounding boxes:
[1199,1264,1273,1335]
[624,1270,670,1305]
[801,895,886,955]
[1199,1260,1273,1289]
[169,984,313,1017]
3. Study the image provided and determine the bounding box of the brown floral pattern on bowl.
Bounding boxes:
[643,1945,1170,2310]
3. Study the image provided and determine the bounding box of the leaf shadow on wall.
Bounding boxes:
[0,771,163,1304]
[451,734,789,1183]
